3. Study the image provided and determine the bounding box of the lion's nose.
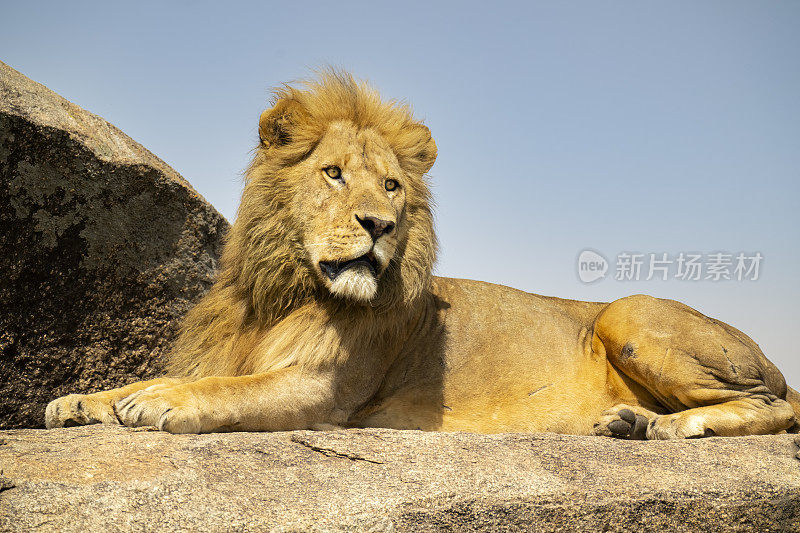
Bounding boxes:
[356,214,395,241]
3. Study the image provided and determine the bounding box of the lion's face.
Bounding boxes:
[289,121,407,302]
[232,72,438,321]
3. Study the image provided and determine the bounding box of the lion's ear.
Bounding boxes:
[401,123,437,175]
[258,100,297,148]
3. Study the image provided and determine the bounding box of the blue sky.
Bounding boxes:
[3,1,799,385]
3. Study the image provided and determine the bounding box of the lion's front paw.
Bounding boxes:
[594,404,658,440]
[115,384,202,434]
[45,393,119,429]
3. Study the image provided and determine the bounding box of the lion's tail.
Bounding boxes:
[786,386,800,433]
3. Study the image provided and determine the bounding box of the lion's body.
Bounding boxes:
[351,277,613,434]
[353,276,796,436]
[46,72,799,439]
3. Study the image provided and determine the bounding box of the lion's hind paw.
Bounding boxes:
[594,404,658,440]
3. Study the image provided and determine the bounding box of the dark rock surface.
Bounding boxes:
[0,426,798,531]
[0,61,229,429]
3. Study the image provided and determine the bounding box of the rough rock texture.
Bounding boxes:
[0,61,229,429]
[0,426,798,531]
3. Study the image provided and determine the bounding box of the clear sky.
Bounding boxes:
[3,2,799,386]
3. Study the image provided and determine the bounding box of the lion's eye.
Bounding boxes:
[324,166,342,180]
[385,179,399,192]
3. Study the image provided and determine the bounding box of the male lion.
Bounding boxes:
[46,72,799,440]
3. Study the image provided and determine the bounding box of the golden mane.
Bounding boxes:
[166,71,437,378]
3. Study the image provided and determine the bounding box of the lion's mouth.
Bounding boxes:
[319,252,378,281]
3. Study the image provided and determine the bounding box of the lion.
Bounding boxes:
[46,71,800,440]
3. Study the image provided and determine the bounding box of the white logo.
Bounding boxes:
[577,249,608,283]
[576,249,763,283]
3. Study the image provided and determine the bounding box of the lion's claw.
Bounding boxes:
[115,385,202,434]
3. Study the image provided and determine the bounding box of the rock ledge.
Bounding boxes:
[0,426,798,531]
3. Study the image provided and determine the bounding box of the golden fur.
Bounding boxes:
[46,71,800,439]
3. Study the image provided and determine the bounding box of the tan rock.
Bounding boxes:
[0,426,798,531]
